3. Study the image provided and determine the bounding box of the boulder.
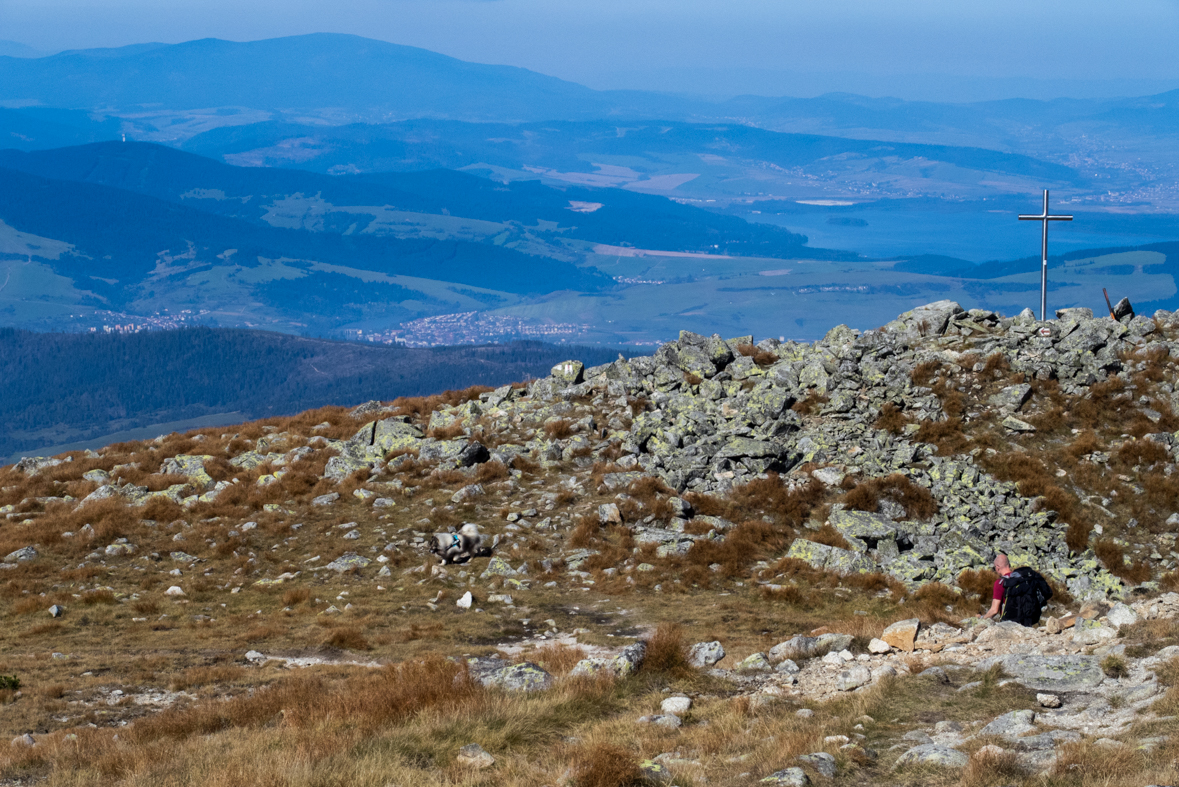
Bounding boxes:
[785,539,875,574]
[979,710,1036,739]
[551,360,585,384]
[325,553,370,573]
[894,745,969,769]
[797,752,836,778]
[881,619,920,652]
[688,641,725,668]
[979,655,1104,692]
[636,714,682,729]
[989,384,1032,413]
[661,696,692,715]
[570,643,646,678]
[1105,603,1139,628]
[760,767,810,786]
[868,638,891,654]
[481,662,553,692]
[456,743,495,769]
[3,547,38,563]
[837,664,872,691]
[1036,694,1061,709]
[737,652,773,673]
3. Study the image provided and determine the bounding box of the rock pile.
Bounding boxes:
[315,300,1152,596]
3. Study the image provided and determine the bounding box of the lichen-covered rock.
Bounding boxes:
[760,767,810,786]
[688,641,725,667]
[979,655,1104,692]
[979,710,1036,739]
[3,546,37,563]
[894,744,969,769]
[785,539,875,574]
[837,664,872,691]
[160,455,215,488]
[481,662,553,692]
[325,553,370,573]
[570,642,646,678]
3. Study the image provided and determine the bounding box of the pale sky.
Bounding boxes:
[3,0,1179,99]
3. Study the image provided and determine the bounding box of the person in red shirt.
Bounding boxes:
[981,553,1013,620]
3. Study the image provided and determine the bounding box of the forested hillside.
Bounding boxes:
[0,328,623,459]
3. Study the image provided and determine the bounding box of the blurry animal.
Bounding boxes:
[429,523,493,565]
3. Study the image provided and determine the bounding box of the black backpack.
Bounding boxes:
[1000,567,1053,626]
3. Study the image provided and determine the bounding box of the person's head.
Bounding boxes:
[993,553,1012,576]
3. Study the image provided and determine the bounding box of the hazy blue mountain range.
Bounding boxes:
[0,33,1176,348]
[0,34,685,123]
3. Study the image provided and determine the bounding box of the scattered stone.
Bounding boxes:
[637,714,682,729]
[1002,416,1036,433]
[979,710,1036,739]
[570,643,647,678]
[456,591,473,609]
[797,752,836,778]
[760,767,810,786]
[481,662,553,692]
[894,745,969,770]
[311,492,339,506]
[10,734,34,748]
[456,743,495,769]
[3,547,37,563]
[1037,693,1062,709]
[48,605,64,618]
[325,553,371,573]
[661,696,692,715]
[1106,603,1139,628]
[836,664,872,691]
[868,638,891,654]
[688,641,725,668]
[737,652,773,673]
[164,586,185,597]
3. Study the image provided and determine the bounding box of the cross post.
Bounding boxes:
[1018,189,1073,321]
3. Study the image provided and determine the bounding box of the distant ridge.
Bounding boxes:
[0,33,683,121]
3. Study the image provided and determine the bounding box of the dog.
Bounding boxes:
[429,523,493,565]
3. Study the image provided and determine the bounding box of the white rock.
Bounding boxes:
[164,586,185,597]
[456,591,473,609]
[1037,693,1062,708]
[456,743,495,769]
[868,638,891,654]
[1105,603,1139,628]
[661,696,692,715]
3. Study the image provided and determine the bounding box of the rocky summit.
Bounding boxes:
[2,300,1179,786]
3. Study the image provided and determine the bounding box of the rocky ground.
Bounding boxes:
[1,299,1178,786]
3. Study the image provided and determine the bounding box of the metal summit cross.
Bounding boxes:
[1019,189,1073,321]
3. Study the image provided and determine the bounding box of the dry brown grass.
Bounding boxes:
[282,587,311,606]
[736,343,779,367]
[571,742,643,787]
[957,568,998,602]
[807,523,852,550]
[641,623,693,678]
[875,402,911,434]
[911,360,939,387]
[544,419,576,440]
[524,643,587,677]
[791,392,828,415]
[323,626,371,651]
[840,473,938,520]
